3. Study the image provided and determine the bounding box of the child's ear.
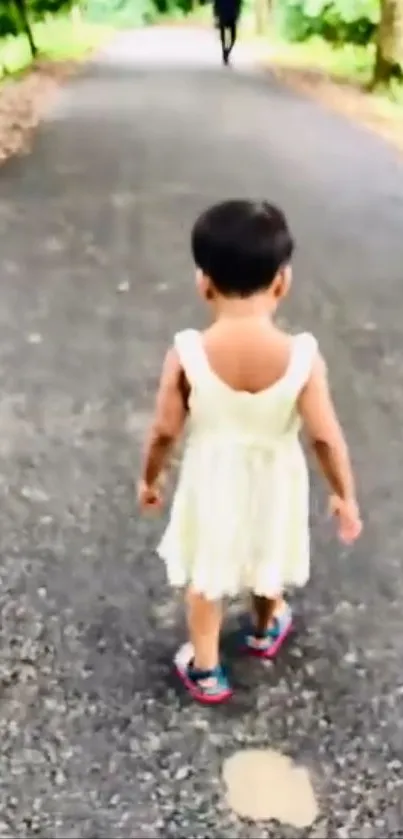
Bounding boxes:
[196,269,213,301]
[274,264,292,300]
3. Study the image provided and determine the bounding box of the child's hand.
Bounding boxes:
[137,479,163,512]
[329,495,362,544]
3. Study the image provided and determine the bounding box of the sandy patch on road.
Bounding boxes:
[223,748,318,826]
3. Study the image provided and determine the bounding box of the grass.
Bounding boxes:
[254,33,374,82]
[248,27,402,102]
[0,15,112,79]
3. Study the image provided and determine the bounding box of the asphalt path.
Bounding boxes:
[0,25,402,838]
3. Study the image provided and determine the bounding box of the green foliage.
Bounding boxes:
[154,0,197,11]
[0,17,108,76]
[0,5,19,38]
[86,0,158,26]
[0,0,201,65]
[85,0,197,26]
[275,0,380,46]
[0,0,73,39]
[31,0,73,14]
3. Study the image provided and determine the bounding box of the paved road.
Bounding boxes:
[1,26,403,839]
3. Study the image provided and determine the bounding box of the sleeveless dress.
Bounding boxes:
[157,328,318,601]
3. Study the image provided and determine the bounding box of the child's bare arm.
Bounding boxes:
[140,348,189,489]
[298,355,356,503]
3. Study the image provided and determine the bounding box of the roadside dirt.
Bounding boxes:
[269,64,403,155]
[0,61,80,164]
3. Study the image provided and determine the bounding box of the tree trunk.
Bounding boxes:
[13,0,38,59]
[373,0,403,84]
[254,0,268,34]
[71,5,82,28]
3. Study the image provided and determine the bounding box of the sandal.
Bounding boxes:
[240,605,293,659]
[174,642,233,704]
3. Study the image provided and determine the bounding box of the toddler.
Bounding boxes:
[138,200,362,704]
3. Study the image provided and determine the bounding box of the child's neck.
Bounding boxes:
[214,292,275,321]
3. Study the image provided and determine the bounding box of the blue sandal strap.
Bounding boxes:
[244,608,292,641]
[267,616,282,638]
[188,664,223,682]
[187,663,231,696]
[254,625,275,639]
[244,619,279,640]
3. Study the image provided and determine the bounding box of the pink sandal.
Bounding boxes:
[174,643,233,704]
[240,606,293,659]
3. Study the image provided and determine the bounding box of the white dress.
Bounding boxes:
[158,328,318,601]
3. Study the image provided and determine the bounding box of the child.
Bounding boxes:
[138,200,362,705]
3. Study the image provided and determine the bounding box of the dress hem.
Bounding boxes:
[157,548,309,601]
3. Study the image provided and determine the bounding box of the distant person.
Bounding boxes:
[213,0,242,65]
[138,200,362,704]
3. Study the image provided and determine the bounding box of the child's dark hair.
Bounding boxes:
[191,200,294,298]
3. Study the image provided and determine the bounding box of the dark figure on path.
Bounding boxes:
[213,0,242,65]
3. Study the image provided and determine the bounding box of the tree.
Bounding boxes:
[254,0,269,33]
[0,0,76,61]
[373,0,403,83]
[13,0,38,57]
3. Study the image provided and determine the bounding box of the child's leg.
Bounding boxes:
[174,588,233,703]
[252,594,286,634]
[240,593,293,659]
[186,587,221,671]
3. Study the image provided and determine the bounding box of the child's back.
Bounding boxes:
[202,316,294,394]
[159,320,316,600]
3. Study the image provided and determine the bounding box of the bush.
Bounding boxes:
[86,0,158,26]
[85,0,199,26]
[0,5,19,38]
[152,0,194,11]
[275,0,380,46]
